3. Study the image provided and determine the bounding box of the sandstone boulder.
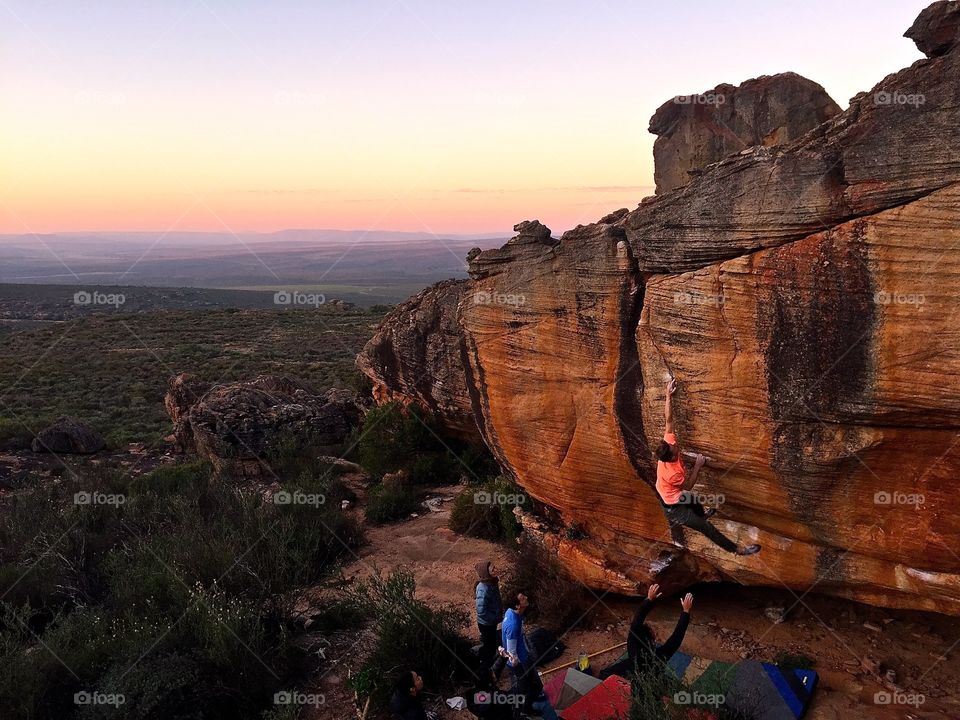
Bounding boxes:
[649,73,841,194]
[164,374,364,477]
[165,373,211,451]
[357,3,960,615]
[355,279,481,441]
[31,416,105,454]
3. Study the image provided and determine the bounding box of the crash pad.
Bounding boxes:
[601,650,817,719]
[559,674,631,720]
[726,661,817,720]
[666,651,817,719]
[544,668,603,711]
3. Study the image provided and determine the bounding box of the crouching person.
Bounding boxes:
[599,583,692,682]
[390,670,439,720]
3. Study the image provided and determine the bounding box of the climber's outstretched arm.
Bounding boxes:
[664,378,677,436]
[656,593,693,661]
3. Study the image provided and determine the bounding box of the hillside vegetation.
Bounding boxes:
[0,307,384,447]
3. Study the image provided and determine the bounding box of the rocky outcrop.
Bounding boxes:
[355,280,481,441]
[906,0,960,56]
[627,34,960,273]
[357,3,960,615]
[650,73,841,194]
[165,374,363,476]
[164,373,209,447]
[31,416,105,454]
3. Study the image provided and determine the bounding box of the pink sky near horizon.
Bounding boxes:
[0,0,931,237]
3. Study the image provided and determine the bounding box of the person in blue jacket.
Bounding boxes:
[496,649,558,720]
[501,591,530,674]
[474,560,502,675]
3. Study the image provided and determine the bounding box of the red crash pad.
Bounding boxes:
[559,675,631,720]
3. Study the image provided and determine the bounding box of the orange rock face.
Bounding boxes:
[357,4,960,614]
[638,186,960,610]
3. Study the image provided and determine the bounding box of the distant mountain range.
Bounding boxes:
[0,229,508,304]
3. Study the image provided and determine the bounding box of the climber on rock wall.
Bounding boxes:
[655,378,761,556]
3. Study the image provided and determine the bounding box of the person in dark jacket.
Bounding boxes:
[465,660,515,719]
[495,651,558,720]
[599,583,692,681]
[389,670,438,720]
[475,560,503,676]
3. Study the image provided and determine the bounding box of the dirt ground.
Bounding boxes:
[306,484,959,720]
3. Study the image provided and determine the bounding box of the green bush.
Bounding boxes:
[500,540,604,633]
[628,663,760,720]
[306,597,368,633]
[456,443,501,481]
[775,651,815,671]
[407,452,458,485]
[448,476,521,542]
[0,459,363,720]
[350,401,495,485]
[628,663,685,720]
[365,483,420,525]
[264,439,349,483]
[0,416,52,450]
[349,571,470,709]
[348,370,374,396]
[350,402,430,480]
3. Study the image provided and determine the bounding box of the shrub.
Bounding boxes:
[350,401,494,485]
[0,416,52,450]
[628,664,686,720]
[629,664,760,720]
[0,459,363,720]
[500,540,603,633]
[349,571,470,709]
[406,452,458,486]
[348,370,374,396]
[264,439,349,484]
[306,597,367,633]
[775,651,815,671]
[85,651,205,720]
[448,476,521,542]
[350,402,426,480]
[365,483,420,525]
[456,443,501,481]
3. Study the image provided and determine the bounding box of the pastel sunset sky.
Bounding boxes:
[1,0,930,236]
